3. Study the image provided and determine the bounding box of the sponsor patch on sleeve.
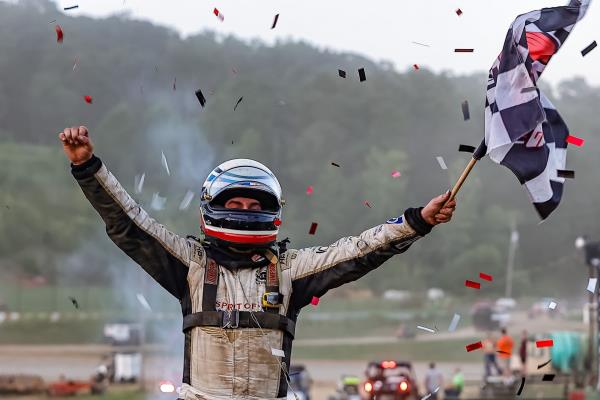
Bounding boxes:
[386,216,404,224]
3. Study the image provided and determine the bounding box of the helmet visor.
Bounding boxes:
[205,166,282,209]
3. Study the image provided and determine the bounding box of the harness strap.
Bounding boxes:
[202,258,219,311]
[182,311,296,338]
[264,261,280,314]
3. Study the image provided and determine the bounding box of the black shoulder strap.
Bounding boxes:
[265,258,280,314]
[202,258,219,311]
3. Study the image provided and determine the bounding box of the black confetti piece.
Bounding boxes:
[358,68,366,82]
[582,41,597,57]
[557,170,575,179]
[195,89,206,107]
[461,100,470,121]
[309,222,318,235]
[455,48,474,53]
[537,359,552,369]
[517,377,526,396]
[64,5,79,10]
[68,297,79,309]
[338,69,346,78]
[271,14,280,29]
[459,144,476,153]
[234,96,244,111]
[331,162,341,168]
[542,374,555,382]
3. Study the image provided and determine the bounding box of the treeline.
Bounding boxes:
[1,0,599,299]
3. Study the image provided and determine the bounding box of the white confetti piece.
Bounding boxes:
[548,301,557,310]
[136,293,152,311]
[161,151,170,176]
[151,193,167,210]
[436,156,448,170]
[417,325,436,333]
[271,348,285,358]
[134,173,145,194]
[448,313,461,332]
[179,190,195,210]
[588,278,597,293]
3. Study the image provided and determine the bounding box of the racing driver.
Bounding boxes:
[60,125,456,400]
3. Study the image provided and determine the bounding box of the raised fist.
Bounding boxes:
[59,126,94,165]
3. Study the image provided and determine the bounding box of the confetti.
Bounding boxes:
[521,87,537,93]
[537,359,552,369]
[195,89,207,108]
[151,193,167,211]
[436,156,448,170]
[479,272,493,281]
[548,301,557,310]
[411,41,430,47]
[310,296,320,306]
[134,173,145,194]
[68,297,79,309]
[234,96,244,111]
[161,151,171,176]
[542,374,555,382]
[84,95,92,104]
[64,5,78,10]
[331,162,341,168]
[309,222,318,235]
[466,341,483,352]
[536,339,554,348]
[581,40,597,57]
[73,57,78,71]
[173,77,176,91]
[458,145,476,153]
[179,190,194,210]
[364,201,372,208]
[55,25,64,42]
[306,186,314,195]
[136,293,152,311]
[338,69,347,78]
[566,135,585,147]
[465,280,480,289]
[461,100,470,121]
[49,19,56,24]
[455,48,474,53]
[232,67,238,75]
[557,170,575,179]
[517,377,526,396]
[413,64,420,70]
[496,350,511,356]
[448,314,461,332]
[358,68,366,82]
[587,278,597,293]
[271,348,285,357]
[271,14,280,29]
[213,8,224,22]
[417,325,436,333]
[391,170,401,178]
[455,8,463,16]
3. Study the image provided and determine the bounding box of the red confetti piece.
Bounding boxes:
[306,185,314,196]
[413,64,420,70]
[213,8,224,21]
[84,95,92,104]
[465,280,480,289]
[309,222,318,235]
[466,341,483,352]
[310,296,320,306]
[479,272,493,281]
[55,25,64,43]
[536,339,554,348]
[456,8,463,16]
[391,170,401,178]
[273,218,281,227]
[364,201,372,208]
[566,135,585,147]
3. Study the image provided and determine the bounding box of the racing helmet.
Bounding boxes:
[200,159,283,247]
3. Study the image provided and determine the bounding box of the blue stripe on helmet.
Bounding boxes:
[222,170,272,180]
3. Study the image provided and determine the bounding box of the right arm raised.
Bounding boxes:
[61,127,201,299]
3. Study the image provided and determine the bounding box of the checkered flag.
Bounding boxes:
[476,0,591,219]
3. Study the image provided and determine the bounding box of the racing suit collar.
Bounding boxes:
[205,244,272,269]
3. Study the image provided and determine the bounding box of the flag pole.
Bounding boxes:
[447,157,478,202]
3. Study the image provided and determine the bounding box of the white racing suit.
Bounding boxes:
[72,155,435,400]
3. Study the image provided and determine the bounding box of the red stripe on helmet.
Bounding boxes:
[203,225,277,244]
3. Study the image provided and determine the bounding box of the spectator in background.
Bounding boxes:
[519,330,528,375]
[425,362,444,400]
[444,367,464,399]
[496,328,514,377]
[483,333,501,378]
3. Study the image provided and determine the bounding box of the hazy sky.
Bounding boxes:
[51,0,599,86]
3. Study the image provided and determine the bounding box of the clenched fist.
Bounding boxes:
[59,126,94,165]
[421,191,457,225]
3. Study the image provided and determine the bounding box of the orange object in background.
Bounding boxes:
[47,381,91,396]
[497,334,514,358]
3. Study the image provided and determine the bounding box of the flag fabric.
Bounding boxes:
[478,0,591,219]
